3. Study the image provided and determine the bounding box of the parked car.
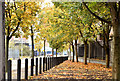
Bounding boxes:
[46,51,52,56]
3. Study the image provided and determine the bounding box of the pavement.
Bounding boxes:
[7,55,111,79]
[69,56,112,66]
[32,60,112,80]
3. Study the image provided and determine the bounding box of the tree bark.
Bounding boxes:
[72,42,75,62]
[75,40,78,62]
[69,44,71,61]
[44,39,46,57]
[84,40,87,65]
[105,24,110,68]
[83,2,120,80]
[5,24,10,72]
[109,2,120,80]
[112,22,120,81]
[105,46,110,68]
[56,48,57,57]
[39,49,40,56]
[88,42,92,63]
[31,26,34,59]
[5,36,9,72]
[52,48,54,57]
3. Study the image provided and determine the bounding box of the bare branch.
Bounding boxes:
[96,38,104,48]
[83,2,111,24]
[9,21,20,40]
[79,30,84,38]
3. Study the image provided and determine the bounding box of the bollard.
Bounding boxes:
[50,57,52,69]
[39,57,42,74]
[36,58,38,75]
[45,57,47,71]
[43,57,45,72]
[51,57,53,68]
[31,58,34,76]
[25,58,28,80]
[48,57,50,70]
[49,57,51,69]
[8,60,12,81]
[50,57,51,68]
[17,59,21,81]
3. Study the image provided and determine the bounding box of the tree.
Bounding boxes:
[5,2,25,72]
[15,44,31,56]
[83,2,120,80]
[34,36,43,56]
[38,5,69,57]
[5,2,41,71]
[62,3,94,64]
[20,2,40,58]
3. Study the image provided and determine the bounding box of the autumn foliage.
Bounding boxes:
[33,60,112,80]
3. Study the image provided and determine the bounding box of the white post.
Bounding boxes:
[0,1,5,80]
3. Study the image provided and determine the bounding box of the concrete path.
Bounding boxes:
[32,60,112,80]
[69,56,112,66]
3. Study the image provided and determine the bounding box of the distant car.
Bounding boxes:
[59,52,62,55]
[40,51,44,56]
[54,51,59,55]
[64,53,67,55]
[54,51,56,55]
[46,51,52,56]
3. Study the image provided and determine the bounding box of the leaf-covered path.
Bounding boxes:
[32,60,112,80]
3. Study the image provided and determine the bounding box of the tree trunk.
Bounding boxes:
[83,2,120,80]
[5,36,9,72]
[102,41,105,60]
[112,23,120,81]
[69,44,71,61]
[31,26,34,59]
[39,49,40,56]
[72,42,74,62]
[84,40,87,65]
[5,24,10,72]
[105,46,110,68]
[88,42,92,63]
[67,49,69,57]
[75,40,78,62]
[44,39,46,57]
[109,3,120,80]
[105,24,110,68]
[56,48,57,57]
[52,48,54,57]
[93,44,96,59]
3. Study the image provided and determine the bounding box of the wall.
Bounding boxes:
[77,41,106,60]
